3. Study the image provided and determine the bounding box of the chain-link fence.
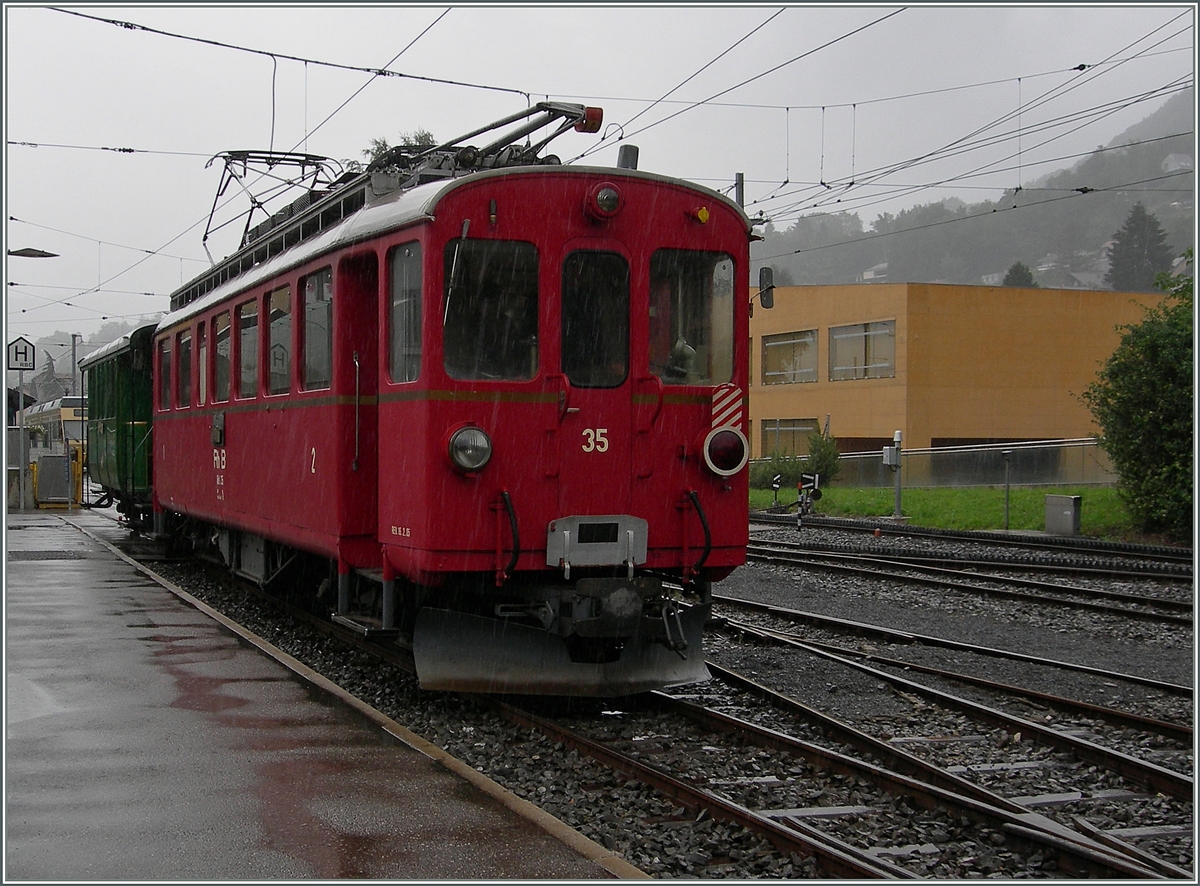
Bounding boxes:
[760,438,1115,489]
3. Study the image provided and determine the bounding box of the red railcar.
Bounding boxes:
[151,104,758,694]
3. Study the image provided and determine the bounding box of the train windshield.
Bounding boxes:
[649,250,735,386]
[443,240,539,381]
[561,251,629,388]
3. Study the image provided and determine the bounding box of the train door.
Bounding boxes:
[557,246,633,516]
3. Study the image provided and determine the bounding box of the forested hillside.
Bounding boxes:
[752,88,1193,288]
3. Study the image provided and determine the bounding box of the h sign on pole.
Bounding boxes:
[8,338,36,510]
[7,337,35,371]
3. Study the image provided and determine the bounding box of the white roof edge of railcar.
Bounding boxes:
[78,321,159,370]
[156,164,749,335]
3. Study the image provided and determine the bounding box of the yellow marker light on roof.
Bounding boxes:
[691,206,710,224]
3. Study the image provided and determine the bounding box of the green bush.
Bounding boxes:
[749,451,806,490]
[805,428,842,486]
[749,430,841,491]
[1083,252,1193,543]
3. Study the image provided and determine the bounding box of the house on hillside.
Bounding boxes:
[857,262,888,283]
[1161,153,1193,173]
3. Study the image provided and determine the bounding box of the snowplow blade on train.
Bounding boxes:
[412,602,711,696]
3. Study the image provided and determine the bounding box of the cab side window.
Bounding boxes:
[389,243,422,383]
[649,249,734,386]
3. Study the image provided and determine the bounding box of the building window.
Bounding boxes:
[176,331,191,408]
[302,268,333,390]
[829,320,895,381]
[761,418,819,456]
[268,285,291,395]
[214,312,231,402]
[762,330,817,384]
[238,300,258,399]
[389,243,422,383]
[158,339,171,411]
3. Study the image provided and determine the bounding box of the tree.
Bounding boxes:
[1083,250,1192,541]
[1103,202,1174,292]
[1002,262,1038,287]
[361,129,437,165]
[803,424,841,486]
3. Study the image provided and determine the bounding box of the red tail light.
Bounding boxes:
[703,427,748,477]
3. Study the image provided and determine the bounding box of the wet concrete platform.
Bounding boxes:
[6,509,641,880]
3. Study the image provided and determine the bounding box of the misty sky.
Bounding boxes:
[4,3,1195,344]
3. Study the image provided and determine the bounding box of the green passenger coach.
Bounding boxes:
[79,322,157,528]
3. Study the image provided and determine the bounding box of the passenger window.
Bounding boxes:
[649,250,735,385]
[197,323,207,406]
[158,339,171,411]
[214,312,231,402]
[176,331,192,409]
[268,285,291,395]
[238,300,258,398]
[302,268,333,390]
[562,251,629,388]
[389,243,422,383]
[443,240,538,381]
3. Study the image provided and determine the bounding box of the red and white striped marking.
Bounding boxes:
[712,384,743,430]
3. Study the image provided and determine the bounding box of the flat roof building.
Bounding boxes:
[749,283,1167,458]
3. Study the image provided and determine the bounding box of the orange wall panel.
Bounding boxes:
[750,283,1164,455]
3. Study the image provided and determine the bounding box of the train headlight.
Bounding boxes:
[702,427,748,477]
[585,182,622,220]
[448,426,492,473]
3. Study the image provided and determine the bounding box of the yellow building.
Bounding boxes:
[749,283,1166,458]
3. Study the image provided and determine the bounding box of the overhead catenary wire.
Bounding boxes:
[15,9,453,323]
[8,215,207,264]
[569,6,907,164]
[544,45,1193,114]
[618,7,786,134]
[753,79,1185,222]
[710,129,1194,196]
[753,169,1195,263]
[48,6,529,99]
[796,15,1194,214]
[767,74,1193,221]
[9,7,1191,333]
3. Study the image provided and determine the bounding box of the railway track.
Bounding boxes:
[495,690,1171,878]
[152,568,1194,877]
[713,596,1192,708]
[746,536,1193,626]
[80,512,1193,878]
[753,513,1194,567]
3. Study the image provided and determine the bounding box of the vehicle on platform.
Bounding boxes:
[24,396,86,461]
[83,103,768,695]
[79,324,156,523]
